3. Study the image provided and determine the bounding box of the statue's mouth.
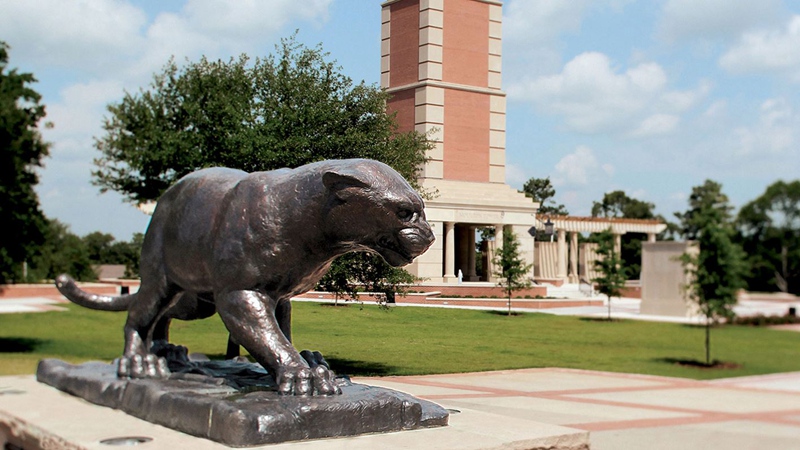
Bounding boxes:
[377,236,414,265]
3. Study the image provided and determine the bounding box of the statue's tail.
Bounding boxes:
[55,274,134,312]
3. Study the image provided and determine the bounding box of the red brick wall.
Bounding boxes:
[388,0,420,87]
[387,88,416,134]
[443,89,490,181]
[442,0,489,87]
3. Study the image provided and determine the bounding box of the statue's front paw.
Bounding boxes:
[117,354,170,379]
[277,364,340,396]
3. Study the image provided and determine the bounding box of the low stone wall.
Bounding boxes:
[422,284,548,299]
[297,285,605,310]
[399,296,603,309]
[0,283,120,299]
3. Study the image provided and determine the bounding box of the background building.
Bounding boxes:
[381,0,538,284]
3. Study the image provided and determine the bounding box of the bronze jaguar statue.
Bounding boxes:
[55,159,434,396]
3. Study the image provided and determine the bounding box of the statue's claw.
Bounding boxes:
[117,354,170,379]
[276,350,340,396]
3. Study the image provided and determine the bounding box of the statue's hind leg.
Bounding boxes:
[117,280,177,378]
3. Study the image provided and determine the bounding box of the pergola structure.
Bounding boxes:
[533,216,668,284]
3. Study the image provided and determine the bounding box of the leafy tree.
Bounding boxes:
[317,252,419,307]
[591,190,659,278]
[521,177,568,216]
[0,41,50,283]
[591,190,656,219]
[93,35,428,203]
[82,231,144,278]
[115,233,144,278]
[592,228,628,320]
[83,232,116,262]
[492,230,533,316]
[678,181,747,366]
[27,220,96,282]
[737,180,800,294]
[675,180,733,239]
[92,35,430,293]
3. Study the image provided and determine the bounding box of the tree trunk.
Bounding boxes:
[781,245,789,293]
[607,295,612,321]
[705,321,711,366]
[507,290,512,316]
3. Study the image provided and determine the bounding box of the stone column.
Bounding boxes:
[488,224,504,282]
[556,228,567,282]
[444,222,456,283]
[467,226,478,281]
[614,233,622,257]
[569,232,579,283]
[647,232,656,243]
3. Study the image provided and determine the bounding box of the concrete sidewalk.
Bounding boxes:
[358,368,800,449]
[2,368,799,449]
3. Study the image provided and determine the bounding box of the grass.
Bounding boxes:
[1,302,799,380]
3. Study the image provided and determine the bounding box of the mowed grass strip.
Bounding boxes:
[1,302,799,380]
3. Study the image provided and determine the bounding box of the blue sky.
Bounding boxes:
[2,0,799,240]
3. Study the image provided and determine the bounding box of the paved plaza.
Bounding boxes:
[2,368,799,449]
[1,291,799,448]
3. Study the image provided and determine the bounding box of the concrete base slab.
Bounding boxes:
[0,374,588,450]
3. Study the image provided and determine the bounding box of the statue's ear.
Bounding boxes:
[323,171,369,195]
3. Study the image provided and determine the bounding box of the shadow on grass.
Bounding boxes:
[324,357,396,377]
[579,317,622,323]
[656,357,741,370]
[484,310,525,317]
[0,337,47,353]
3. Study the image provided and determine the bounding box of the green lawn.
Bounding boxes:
[1,302,799,380]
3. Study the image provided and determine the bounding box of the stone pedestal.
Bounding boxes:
[640,241,701,318]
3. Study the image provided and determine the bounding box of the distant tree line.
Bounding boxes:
[521,176,800,296]
[23,223,143,282]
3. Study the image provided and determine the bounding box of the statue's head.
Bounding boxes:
[322,160,434,267]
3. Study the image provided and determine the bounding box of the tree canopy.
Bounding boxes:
[675,180,733,240]
[592,228,628,320]
[492,230,533,316]
[591,190,659,279]
[0,41,50,283]
[520,177,568,216]
[736,180,800,294]
[678,180,746,365]
[93,35,429,203]
[591,190,656,219]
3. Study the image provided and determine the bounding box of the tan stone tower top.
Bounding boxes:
[381,0,506,184]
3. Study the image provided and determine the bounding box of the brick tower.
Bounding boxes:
[381,0,537,283]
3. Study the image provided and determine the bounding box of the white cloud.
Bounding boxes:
[553,145,614,186]
[629,114,680,138]
[0,0,332,81]
[719,15,800,80]
[0,0,147,72]
[45,80,123,138]
[504,0,590,44]
[658,0,782,43]
[508,52,707,135]
[734,98,796,156]
[670,192,687,201]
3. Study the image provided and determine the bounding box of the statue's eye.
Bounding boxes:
[398,209,414,221]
